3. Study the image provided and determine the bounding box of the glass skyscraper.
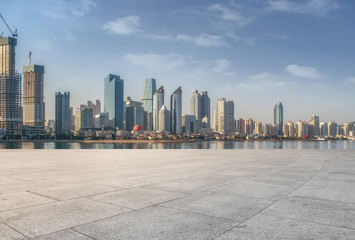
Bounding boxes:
[141,78,156,131]
[153,86,164,131]
[200,91,210,126]
[55,92,70,135]
[274,102,283,135]
[170,86,182,134]
[104,74,124,129]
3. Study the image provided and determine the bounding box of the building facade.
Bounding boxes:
[170,86,182,134]
[0,37,22,137]
[22,65,45,135]
[159,105,170,132]
[200,91,210,127]
[153,86,164,131]
[55,92,70,135]
[141,78,156,131]
[104,74,124,129]
[274,102,283,135]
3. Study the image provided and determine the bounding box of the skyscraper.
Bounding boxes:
[216,98,226,133]
[274,102,283,135]
[159,105,170,132]
[328,121,337,137]
[55,92,70,135]
[309,114,320,137]
[104,74,124,129]
[190,90,200,119]
[170,86,182,134]
[141,78,156,131]
[0,37,22,137]
[153,86,164,131]
[22,64,45,135]
[200,91,210,127]
[226,101,235,134]
[95,99,101,115]
[125,97,144,131]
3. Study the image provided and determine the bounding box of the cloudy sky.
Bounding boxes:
[2,0,355,123]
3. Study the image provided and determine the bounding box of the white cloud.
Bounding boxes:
[285,64,323,79]
[344,77,355,84]
[63,30,76,41]
[103,16,141,36]
[124,53,186,71]
[267,0,339,16]
[71,0,96,17]
[212,59,236,76]
[176,34,226,47]
[35,0,96,19]
[207,3,249,26]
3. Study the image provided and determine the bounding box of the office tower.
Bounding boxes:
[190,90,200,119]
[69,107,75,131]
[274,102,283,135]
[0,37,22,137]
[104,74,124,129]
[153,86,164,131]
[141,78,156,131]
[182,115,196,136]
[309,114,320,137]
[344,123,350,136]
[245,118,254,134]
[95,99,101,115]
[320,122,328,137]
[296,121,309,137]
[237,118,245,133]
[254,121,262,134]
[159,105,170,131]
[125,97,144,132]
[55,92,70,135]
[95,112,109,128]
[215,98,226,133]
[213,107,218,131]
[170,86,182,134]
[81,108,94,129]
[283,121,295,137]
[328,121,337,137]
[200,91,210,127]
[22,64,45,135]
[226,101,235,134]
[75,108,81,132]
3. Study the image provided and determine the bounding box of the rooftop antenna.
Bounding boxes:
[29,52,32,65]
[0,13,18,38]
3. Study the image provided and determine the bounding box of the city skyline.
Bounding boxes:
[1,0,355,123]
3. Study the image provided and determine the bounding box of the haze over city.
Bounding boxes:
[2,0,355,123]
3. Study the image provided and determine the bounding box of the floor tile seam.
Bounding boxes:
[0,199,61,214]
[261,213,355,232]
[70,228,98,240]
[211,157,328,239]
[25,190,61,201]
[284,195,355,206]
[0,219,29,239]
[156,204,238,223]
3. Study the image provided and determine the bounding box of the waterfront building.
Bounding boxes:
[200,91,210,127]
[22,64,45,136]
[328,121,337,137]
[344,123,350,136]
[55,92,70,135]
[215,98,226,133]
[170,87,182,134]
[69,107,75,131]
[296,120,309,137]
[309,114,320,137]
[237,118,245,134]
[182,115,196,136]
[158,105,170,132]
[125,98,144,132]
[96,100,101,115]
[75,108,81,132]
[190,90,201,120]
[0,37,22,137]
[274,102,284,135]
[254,121,263,135]
[44,119,54,135]
[245,118,254,135]
[141,78,156,131]
[104,74,124,129]
[283,121,295,137]
[226,101,235,134]
[320,122,328,137]
[95,112,109,128]
[153,86,164,131]
[81,107,94,129]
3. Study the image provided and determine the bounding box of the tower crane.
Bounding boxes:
[0,13,17,38]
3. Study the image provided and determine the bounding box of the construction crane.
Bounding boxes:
[0,13,17,38]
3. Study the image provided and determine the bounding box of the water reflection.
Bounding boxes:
[0,140,354,149]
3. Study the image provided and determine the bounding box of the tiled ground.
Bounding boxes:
[0,150,354,239]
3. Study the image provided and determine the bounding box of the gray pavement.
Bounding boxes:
[0,150,354,239]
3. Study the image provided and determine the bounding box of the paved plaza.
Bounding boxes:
[0,150,355,239]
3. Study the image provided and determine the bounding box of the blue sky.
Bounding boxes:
[2,0,355,123]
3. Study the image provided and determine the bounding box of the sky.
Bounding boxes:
[2,0,355,124]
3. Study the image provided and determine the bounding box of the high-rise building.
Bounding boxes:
[190,90,201,119]
[245,118,254,134]
[22,65,45,136]
[296,121,309,137]
[170,86,182,134]
[95,99,101,115]
[328,121,337,137]
[344,123,350,136]
[81,108,94,129]
[104,74,124,129]
[226,101,235,134]
[125,97,144,132]
[182,115,196,136]
[274,102,283,135]
[320,122,328,137]
[216,98,226,133]
[309,114,320,137]
[237,118,245,133]
[283,121,295,137]
[69,107,75,131]
[141,78,156,131]
[153,86,164,131]
[55,92,70,135]
[75,108,81,132]
[200,91,210,127]
[254,121,263,134]
[0,37,22,137]
[159,105,170,132]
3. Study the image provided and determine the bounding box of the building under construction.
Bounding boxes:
[22,64,45,136]
[0,37,22,137]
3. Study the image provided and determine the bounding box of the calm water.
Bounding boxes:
[0,141,354,149]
